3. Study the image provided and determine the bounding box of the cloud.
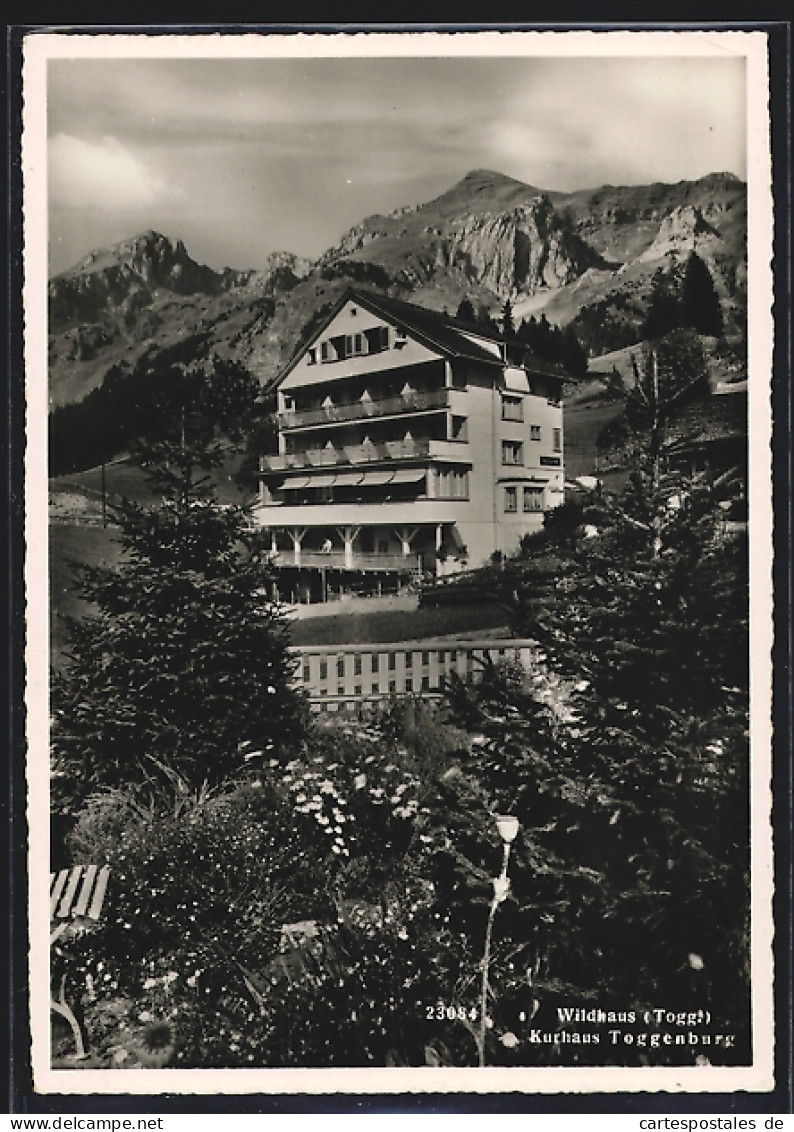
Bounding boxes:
[49,133,182,211]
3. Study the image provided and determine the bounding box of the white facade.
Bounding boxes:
[252,289,566,599]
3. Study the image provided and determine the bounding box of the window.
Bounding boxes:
[451,415,468,441]
[354,655,362,676]
[553,428,562,453]
[421,651,430,667]
[307,348,317,366]
[388,653,396,671]
[504,486,518,513]
[371,682,380,694]
[389,679,397,693]
[365,325,390,353]
[501,395,524,421]
[337,657,345,678]
[320,340,334,363]
[345,333,367,357]
[405,652,413,669]
[421,676,431,691]
[302,664,310,683]
[523,486,544,512]
[530,425,541,441]
[405,678,413,693]
[319,660,328,680]
[502,440,523,466]
[371,654,379,674]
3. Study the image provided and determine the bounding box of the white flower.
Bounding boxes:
[492,876,510,903]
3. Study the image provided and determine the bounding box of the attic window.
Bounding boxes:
[350,307,357,316]
[364,325,390,353]
[307,348,317,365]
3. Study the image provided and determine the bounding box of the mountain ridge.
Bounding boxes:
[48,168,746,409]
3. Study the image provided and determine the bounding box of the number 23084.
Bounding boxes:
[425,1004,478,1022]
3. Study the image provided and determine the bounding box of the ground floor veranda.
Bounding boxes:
[258,518,468,598]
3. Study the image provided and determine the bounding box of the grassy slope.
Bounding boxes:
[49,522,124,668]
[50,451,257,509]
[289,603,508,648]
[50,517,508,664]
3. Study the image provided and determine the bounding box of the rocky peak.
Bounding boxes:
[639,204,723,262]
[49,231,265,329]
[434,197,603,298]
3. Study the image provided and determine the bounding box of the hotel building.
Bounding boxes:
[253,288,569,600]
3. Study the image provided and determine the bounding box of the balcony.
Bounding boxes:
[260,437,469,473]
[279,388,452,429]
[289,551,423,573]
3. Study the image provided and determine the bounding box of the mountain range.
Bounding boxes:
[48,168,746,409]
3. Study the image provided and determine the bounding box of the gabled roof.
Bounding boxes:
[267,287,570,391]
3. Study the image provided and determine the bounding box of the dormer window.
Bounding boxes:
[307,347,317,365]
[365,325,390,353]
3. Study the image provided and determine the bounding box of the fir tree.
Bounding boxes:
[682,252,724,337]
[455,297,477,325]
[501,299,515,338]
[51,366,308,811]
[475,304,501,337]
[641,265,684,340]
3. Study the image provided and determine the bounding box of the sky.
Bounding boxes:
[43,38,749,277]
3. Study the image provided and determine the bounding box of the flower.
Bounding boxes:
[492,876,510,903]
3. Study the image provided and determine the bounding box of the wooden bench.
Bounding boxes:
[50,864,110,1058]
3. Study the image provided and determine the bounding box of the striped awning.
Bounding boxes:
[389,469,426,484]
[360,471,394,486]
[503,367,530,393]
[333,471,365,487]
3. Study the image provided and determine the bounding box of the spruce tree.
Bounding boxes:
[455,297,477,325]
[501,299,516,338]
[642,265,684,340]
[51,364,308,811]
[682,252,724,337]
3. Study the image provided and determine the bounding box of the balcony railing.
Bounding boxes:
[261,437,467,472]
[279,550,422,573]
[278,388,451,429]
